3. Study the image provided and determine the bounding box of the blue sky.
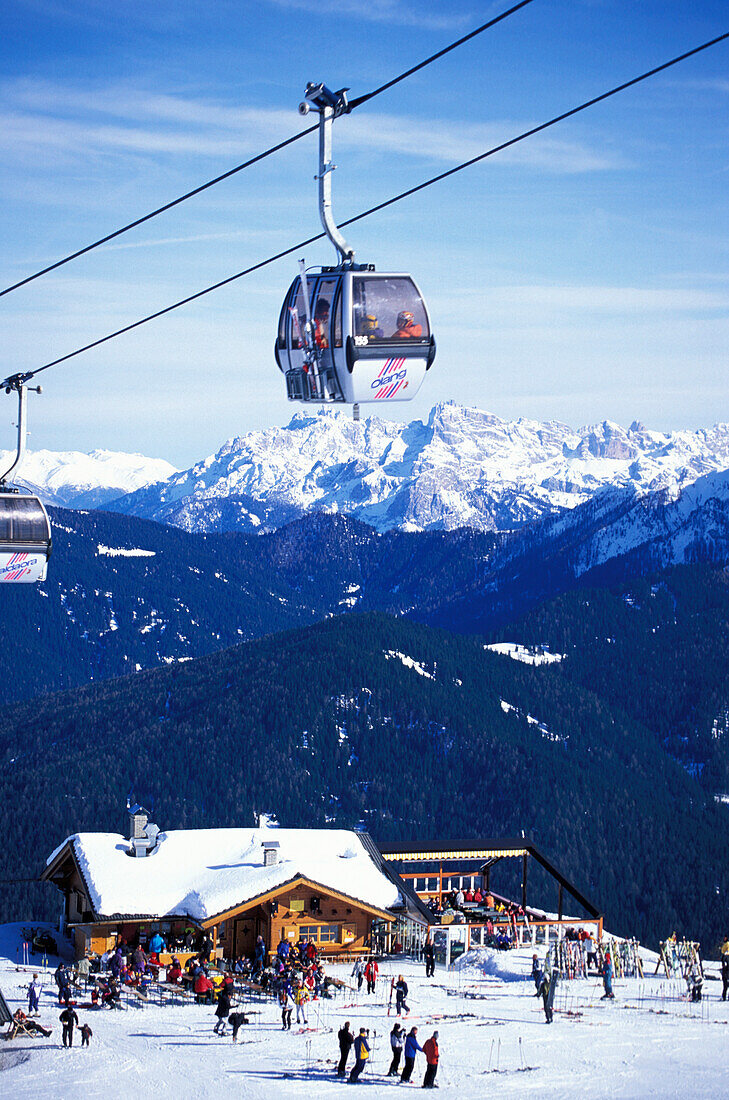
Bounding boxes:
[0,0,727,465]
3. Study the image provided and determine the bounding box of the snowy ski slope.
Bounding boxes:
[0,924,726,1098]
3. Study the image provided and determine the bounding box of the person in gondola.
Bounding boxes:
[313,297,337,399]
[392,310,422,338]
[314,298,330,348]
[359,312,383,338]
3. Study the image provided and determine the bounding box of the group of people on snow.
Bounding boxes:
[337,1020,439,1087]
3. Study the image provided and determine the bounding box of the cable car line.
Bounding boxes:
[0,0,536,302]
[3,27,727,390]
[0,125,316,300]
[347,0,536,110]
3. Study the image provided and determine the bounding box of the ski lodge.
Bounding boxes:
[41,808,430,963]
[42,807,601,964]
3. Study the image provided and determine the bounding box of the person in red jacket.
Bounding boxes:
[194,972,214,1005]
[364,957,379,995]
[392,310,422,338]
[166,960,182,985]
[422,1031,439,1088]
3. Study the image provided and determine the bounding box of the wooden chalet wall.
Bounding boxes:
[210,882,380,960]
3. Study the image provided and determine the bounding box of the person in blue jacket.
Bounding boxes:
[254,935,266,967]
[277,937,290,963]
[149,931,166,955]
[401,1026,423,1082]
[531,954,544,995]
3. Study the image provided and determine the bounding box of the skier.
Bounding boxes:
[531,954,543,996]
[213,985,232,1035]
[279,985,293,1031]
[348,1027,370,1083]
[228,1010,248,1042]
[80,1022,93,1047]
[352,957,365,992]
[686,960,703,1002]
[721,939,729,1001]
[601,952,615,1000]
[395,974,409,1016]
[28,974,42,1015]
[59,1004,79,1047]
[364,957,379,995]
[401,1026,423,1082]
[294,981,309,1024]
[337,1020,354,1077]
[584,933,597,971]
[540,968,559,1023]
[55,963,71,1004]
[423,940,435,978]
[388,1022,404,1076]
[422,1031,439,1088]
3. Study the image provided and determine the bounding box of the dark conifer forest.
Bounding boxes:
[1,507,728,954]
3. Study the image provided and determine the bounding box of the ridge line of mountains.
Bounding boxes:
[7,402,729,535]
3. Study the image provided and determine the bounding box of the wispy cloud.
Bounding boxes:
[437,284,729,317]
[263,0,473,30]
[0,78,622,174]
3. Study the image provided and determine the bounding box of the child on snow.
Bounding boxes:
[80,1022,93,1047]
[228,1011,249,1042]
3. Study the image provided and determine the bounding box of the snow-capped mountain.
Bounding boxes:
[111,403,729,534]
[0,448,178,508]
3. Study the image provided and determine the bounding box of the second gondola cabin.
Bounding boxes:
[275,265,436,405]
[0,490,52,583]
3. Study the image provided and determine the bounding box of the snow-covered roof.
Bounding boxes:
[47,827,403,922]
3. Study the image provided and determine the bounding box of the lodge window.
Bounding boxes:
[300,924,340,944]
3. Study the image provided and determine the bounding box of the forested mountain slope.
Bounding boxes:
[489,564,729,797]
[0,507,496,707]
[2,613,727,951]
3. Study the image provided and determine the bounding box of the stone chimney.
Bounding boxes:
[128,802,149,840]
[263,840,280,867]
[127,800,160,858]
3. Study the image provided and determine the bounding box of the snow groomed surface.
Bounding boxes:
[0,923,726,1099]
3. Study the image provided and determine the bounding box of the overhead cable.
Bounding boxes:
[0,0,536,299]
[8,29,728,387]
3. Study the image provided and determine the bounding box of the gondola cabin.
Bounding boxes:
[275,266,436,406]
[0,491,52,583]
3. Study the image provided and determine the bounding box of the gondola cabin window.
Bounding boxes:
[352,277,429,343]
